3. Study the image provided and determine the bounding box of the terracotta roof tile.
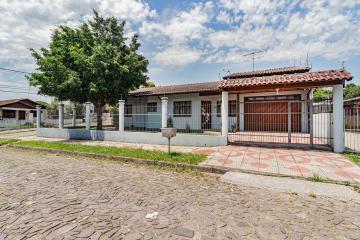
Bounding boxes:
[219,69,352,89]
[0,98,38,108]
[223,66,310,79]
[129,81,220,96]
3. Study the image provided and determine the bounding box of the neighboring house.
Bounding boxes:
[127,66,351,132]
[0,98,38,121]
[0,98,40,128]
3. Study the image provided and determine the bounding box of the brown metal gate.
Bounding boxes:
[228,99,333,149]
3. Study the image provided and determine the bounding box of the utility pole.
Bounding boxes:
[243,50,264,71]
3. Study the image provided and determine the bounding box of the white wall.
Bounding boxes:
[36,128,227,147]
[126,89,308,132]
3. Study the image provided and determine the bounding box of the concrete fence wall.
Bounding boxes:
[36,128,227,147]
[0,119,33,128]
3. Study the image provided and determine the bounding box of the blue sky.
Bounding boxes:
[0,0,359,101]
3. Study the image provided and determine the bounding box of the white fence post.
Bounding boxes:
[333,84,344,152]
[72,107,76,127]
[59,104,64,129]
[36,105,41,128]
[161,97,168,128]
[85,102,91,130]
[119,100,125,133]
[221,91,229,137]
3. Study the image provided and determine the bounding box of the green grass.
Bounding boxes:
[12,140,206,165]
[343,152,360,167]
[0,139,20,146]
[310,172,325,182]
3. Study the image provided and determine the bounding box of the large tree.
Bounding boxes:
[28,11,148,129]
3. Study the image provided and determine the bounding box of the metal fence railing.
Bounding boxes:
[345,105,360,152]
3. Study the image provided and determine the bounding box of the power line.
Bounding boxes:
[0,67,31,74]
[0,89,39,95]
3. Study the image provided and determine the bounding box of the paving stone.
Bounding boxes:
[123,232,143,240]
[172,227,194,238]
[0,148,359,240]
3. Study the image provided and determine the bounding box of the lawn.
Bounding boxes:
[343,152,360,167]
[0,139,20,146]
[13,140,206,165]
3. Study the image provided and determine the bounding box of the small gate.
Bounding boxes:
[228,99,333,149]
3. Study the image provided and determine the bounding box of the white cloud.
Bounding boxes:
[153,45,201,66]
[140,1,213,44]
[0,0,156,61]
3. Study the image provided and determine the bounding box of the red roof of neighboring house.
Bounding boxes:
[219,69,352,90]
[129,81,220,96]
[0,98,38,109]
[223,66,310,79]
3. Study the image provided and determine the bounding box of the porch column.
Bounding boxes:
[15,110,19,120]
[72,107,77,127]
[36,105,41,128]
[161,97,168,128]
[119,100,125,133]
[85,102,91,130]
[333,84,344,152]
[221,91,229,137]
[239,95,245,131]
[58,104,64,129]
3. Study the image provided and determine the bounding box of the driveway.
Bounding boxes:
[198,145,360,183]
[0,148,360,239]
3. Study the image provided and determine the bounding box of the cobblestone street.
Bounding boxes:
[0,148,360,240]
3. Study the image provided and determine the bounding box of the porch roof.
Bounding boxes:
[129,81,220,96]
[219,69,352,90]
[0,98,38,109]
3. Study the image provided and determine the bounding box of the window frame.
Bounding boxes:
[173,101,192,117]
[125,104,132,117]
[216,100,237,117]
[146,102,157,113]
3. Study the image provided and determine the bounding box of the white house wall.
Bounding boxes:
[126,89,309,132]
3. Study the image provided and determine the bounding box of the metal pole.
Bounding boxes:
[288,102,291,144]
[168,137,170,154]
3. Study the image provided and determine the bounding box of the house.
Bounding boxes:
[0,98,38,121]
[127,66,352,151]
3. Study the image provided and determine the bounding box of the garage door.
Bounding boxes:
[244,95,302,132]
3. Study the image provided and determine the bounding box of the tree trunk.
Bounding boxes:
[95,104,103,130]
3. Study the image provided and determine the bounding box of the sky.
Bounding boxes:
[0,0,360,101]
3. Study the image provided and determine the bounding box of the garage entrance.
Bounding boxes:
[228,95,333,150]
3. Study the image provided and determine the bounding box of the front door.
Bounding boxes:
[201,101,212,130]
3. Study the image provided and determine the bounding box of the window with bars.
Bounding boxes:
[125,104,132,117]
[173,101,192,117]
[147,102,157,113]
[216,101,237,117]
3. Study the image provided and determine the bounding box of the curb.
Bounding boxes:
[7,145,227,174]
[5,145,360,188]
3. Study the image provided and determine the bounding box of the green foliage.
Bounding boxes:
[344,83,360,100]
[13,140,206,165]
[343,152,360,166]
[143,81,155,87]
[310,172,325,182]
[167,117,173,128]
[27,10,148,129]
[313,88,332,102]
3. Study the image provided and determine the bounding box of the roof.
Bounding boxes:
[129,81,220,96]
[219,69,352,90]
[129,67,352,97]
[0,98,38,108]
[223,66,310,79]
[344,96,360,103]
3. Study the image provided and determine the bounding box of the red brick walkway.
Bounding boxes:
[196,146,360,183]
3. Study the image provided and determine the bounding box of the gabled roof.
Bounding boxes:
[129,67,352,97]
[219,69,352,90]
[129,81,220,96]
[0,98,38,109]
[223,66,310,79]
